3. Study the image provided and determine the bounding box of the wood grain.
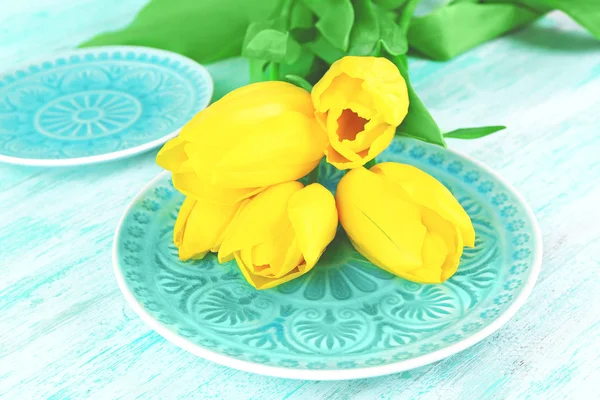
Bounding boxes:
[1,2,599,399]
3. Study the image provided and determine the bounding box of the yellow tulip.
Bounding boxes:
[312,56,409,170]
[336,162,475,283]
[218,182,338,290]
[157,138,264,205]
[173,197,241,261]
[156,81,328,194]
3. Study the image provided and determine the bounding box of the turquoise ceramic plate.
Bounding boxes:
[0,46,212,166]
[113,137,542,380]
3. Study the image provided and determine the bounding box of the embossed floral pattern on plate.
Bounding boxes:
[114,137,541,379]
[0,46,212,165]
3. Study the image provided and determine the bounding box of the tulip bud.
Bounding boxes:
[157,81,328,195]
[173,197,241,261]
[336,163,474,283]
[312,56,409,169]
[218,182,338,290]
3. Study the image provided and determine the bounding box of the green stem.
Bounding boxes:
[364,158,377,170]
[269,62,280,81]
[281,0,294,25]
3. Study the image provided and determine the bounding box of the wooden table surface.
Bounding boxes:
[1,1,599,399]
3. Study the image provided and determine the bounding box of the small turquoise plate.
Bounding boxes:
[0,46,212,166]
[113,137,542,380]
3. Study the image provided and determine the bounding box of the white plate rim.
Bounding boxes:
[0,46,213,167]
[112,148,543,381]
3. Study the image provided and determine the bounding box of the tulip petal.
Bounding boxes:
[404,231,448,284]
[237,226,303,283]
[173,197,196,248]
[337,108,369,142]
[442,229,464,281]
[268,221,305,278]
[179,81,316,146]
[312,57,374,112]
[245,220,301,279]
[422,232,449,271]
[405,267,445,284]
[313,72,375,115]
[312,56,408,126]
[211,112,327,188]
[362,124,395,162]
[279,238,305,276]
[235,253,307,290]
[250,241,273,269]
[325,144,353,169]
[343,119,386,152]
[336,168,427,272]
[371,163,475,247]
[156,137,194,173]
[174,197,240,261]
[421,207,464,282]
[215,198,248,263]
[315,111,328,132]
[172,172,262,205]
[218,181,304,261]
[318,73,363,111]
[183,142,222,172]
[288,183,338,268]
[362,77,408,126]
[325,110,394,170]
[325,108,364,162]
[239,247,257,273]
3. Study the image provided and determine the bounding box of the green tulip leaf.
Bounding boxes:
[307,34,347,64]
[304,57,331,85]
[375,6,408,55]
[289,1,317,43]
[301,0,329,16]
[284,47,316,74]
[398,131,448,146]
[448,0,479,4]
[348,0,380,55]
[244,18,285,39]
[285,74,314,92]
[250,48,318,83]
[243,29,290,62]
[398,80,446,147]
[243,19,284,57]
[391,55,445,147]
[373,0,408,10]
[289,1,317,44]
[243,17,303,64]
[444,125,506,139]
[290,1,315,30]
[315,0,355,51]
[397,0,421,35]
[284,37,303,64]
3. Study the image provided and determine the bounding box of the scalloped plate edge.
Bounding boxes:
[112,149,542,381]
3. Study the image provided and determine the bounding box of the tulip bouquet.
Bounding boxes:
[156,55,476,290]
[84,0,600,150]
